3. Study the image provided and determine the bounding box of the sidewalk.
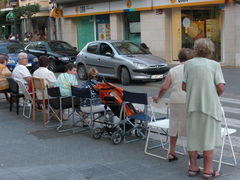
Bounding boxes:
[0,100,239,180]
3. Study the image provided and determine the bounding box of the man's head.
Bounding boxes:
[17,52,28,66]
[39,56,49,67]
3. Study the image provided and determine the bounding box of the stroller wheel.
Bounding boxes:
[111,131,122,145]
[92,127,103,139]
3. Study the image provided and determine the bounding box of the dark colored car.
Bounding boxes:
[24,40,79,72]
[0,40,39,72]
[76,40,169,85]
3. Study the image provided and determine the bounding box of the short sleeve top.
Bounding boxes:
[12,64,31,85]
[55,73,78,96]
[183,57,225,121]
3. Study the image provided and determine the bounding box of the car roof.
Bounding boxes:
[89,40,131,44]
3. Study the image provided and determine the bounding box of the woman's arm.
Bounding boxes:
[216,83,224,96]
[152,73,172,103]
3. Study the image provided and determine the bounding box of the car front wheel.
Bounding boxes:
[77,64,87,80]
[121,67,131,85]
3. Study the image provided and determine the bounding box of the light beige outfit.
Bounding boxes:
[33,67,56,99]
[183,57,225,151]
[168,64,186,137]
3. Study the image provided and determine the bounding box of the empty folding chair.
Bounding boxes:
[213,107,237,172]
[145,98,186,159]
[120,91,154,143]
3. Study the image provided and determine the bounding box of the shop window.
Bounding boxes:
[124,11,141,45]
[181,7,221,61]
[96,15,110,40]
[87,43,98,54]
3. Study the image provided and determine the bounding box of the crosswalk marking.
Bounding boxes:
[221,97,240,104]
[222,106,240,114]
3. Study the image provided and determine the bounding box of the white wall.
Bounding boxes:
[59,18,78,48]
[110,13,124,40]
[222,3,240,67]
[140,10,168,61]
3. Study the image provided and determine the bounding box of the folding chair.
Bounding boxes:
[71,86,106,131]
[7,78,24,115]
[213,107,237,172]
[145,98,186,159]
[46,86,78,132]
[31,77,47,123]
[120,91,154,143]
[16,80,33,118]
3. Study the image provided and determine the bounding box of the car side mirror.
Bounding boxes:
[73,47,77,50]
[25,49,30,53]
[105,52,114,57]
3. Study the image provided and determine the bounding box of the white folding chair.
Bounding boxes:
[213,107,237,172]
[16,80,33,119]
[144,98,186,159]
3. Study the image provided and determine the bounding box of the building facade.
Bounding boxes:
[19,0,56,40]
[56,0,240,67]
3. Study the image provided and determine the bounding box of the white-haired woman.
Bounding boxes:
[12,52,31,86]
[182,38,225,178]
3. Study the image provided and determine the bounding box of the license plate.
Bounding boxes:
[151,74,163,79]
[26,63,32,67]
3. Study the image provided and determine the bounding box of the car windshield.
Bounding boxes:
[0,43,24,54]
[49,41,75,51]
[111,42,149,55]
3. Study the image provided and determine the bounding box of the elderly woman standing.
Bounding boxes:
[152,48,195,162]
[182,38,225,178]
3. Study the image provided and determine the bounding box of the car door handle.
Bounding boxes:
[84,56,87,58]
[97,58,101,61]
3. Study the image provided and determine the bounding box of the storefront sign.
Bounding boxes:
[153,0,225,8]
[183,17,190,28]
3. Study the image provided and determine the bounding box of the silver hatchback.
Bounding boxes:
[75,40,169,85]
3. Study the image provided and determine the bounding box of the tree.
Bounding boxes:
[12,3,40,34]
[12,3,40,19]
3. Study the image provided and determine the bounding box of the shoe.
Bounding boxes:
[188,169,200,177]
[168,153,178,162]
[197,154,203,159]
[203,171,220,179]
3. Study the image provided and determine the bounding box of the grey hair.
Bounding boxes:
[194,38,215,58]
[17,52,28,61]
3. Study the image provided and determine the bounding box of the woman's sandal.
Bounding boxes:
[203,171,220,179]
[188,169,200,177]
[168,153,178,162]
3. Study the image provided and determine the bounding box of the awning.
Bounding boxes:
[0,7,13,12]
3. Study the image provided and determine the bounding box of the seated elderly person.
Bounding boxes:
[33,56,56,99]
[80,67,105,113]
[12,52,31,86]
[0,55,12,101]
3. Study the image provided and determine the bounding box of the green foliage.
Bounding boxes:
[12,3,40,19]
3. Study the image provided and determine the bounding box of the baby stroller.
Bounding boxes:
[90,79,138,144]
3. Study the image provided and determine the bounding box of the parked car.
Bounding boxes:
[0,40,38,73]
[75,40,170,85]
[24,40,79,72]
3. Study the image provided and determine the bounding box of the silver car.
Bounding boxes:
[75,40,169,85]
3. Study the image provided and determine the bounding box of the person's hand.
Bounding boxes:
[152,96,159,103]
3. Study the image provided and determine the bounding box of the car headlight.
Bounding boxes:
[59,56,70,61]
[33,57,38,62]
[133,62,148,69]
[8,60,16,64]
